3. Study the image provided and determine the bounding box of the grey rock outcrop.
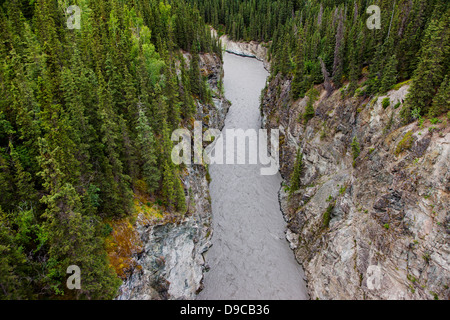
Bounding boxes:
[116,165,213,300]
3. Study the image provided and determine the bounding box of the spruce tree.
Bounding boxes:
[289,149,303,195]
[189,41,203,99]
[303,87,316,124]
[430,76,450,117]
[9,141,36,205]
[380,54,399,93]
[136,108,161,193]
[37,138,121,299]
[332,8,345,88]
[291,27,307,100]
[406,13,450,116]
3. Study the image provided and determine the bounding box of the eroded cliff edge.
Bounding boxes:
[261,74,450,300]
[211,29,271,71]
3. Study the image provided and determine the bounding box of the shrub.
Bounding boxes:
[289,149,304,195]
[393,102,401,109]
[303,99,315,124]
[382,97,391,109]
[323,204,335,228]
[418,117,425,128]
[430,118,441,125]
[351,136,361,167]
[395,131,414,156]
[101,223,113,237]
[392,79,412,91]
[400,105,412,124]
[205,164,211,184]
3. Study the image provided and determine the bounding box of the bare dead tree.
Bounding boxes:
[398,0,412,37]
[318,4,323,26]
[319,56,333,97]
[353,1,359,24]
[333,8,345,85]
[386,0,396,41]
[332,7,339,28]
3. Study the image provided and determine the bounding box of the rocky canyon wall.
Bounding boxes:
[261,74,450,300]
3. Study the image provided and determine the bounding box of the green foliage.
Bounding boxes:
[406,12,450,117]
[380,55,398,93]
[395,131,414,156]
[136,109,160,193]
[430,118,441,125]
[351,136,360,167]
[303,87,318,124]
[382,98,391,110]
[323,203,334,228]
[289,149,304,195]
[430,76,450,117]
[205,164,211,184]
[0,209,34,299]
[392,80,412,91]
[291,28,307,100]
[197,0,449,105]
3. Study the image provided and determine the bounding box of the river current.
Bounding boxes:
[197,53,308,300]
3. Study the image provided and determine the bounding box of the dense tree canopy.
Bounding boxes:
[193,0,449,118]
[0,0,220,299]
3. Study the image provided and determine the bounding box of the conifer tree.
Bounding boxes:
[430,75,450,117]
[289,149,303,195]
[189,41,203,99]
[406,13,450,116]
[291,27,307,100]
[37,138,121,299]
[136,108,161,193]
[332,8,345,88]
[0,207,32,299]
[380,54,399,93]
[9,141,36,205]
[96,73,132,217]
[303,86,316,124]
[180,55,196,120]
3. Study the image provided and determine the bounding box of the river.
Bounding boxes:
[197,52,308,300]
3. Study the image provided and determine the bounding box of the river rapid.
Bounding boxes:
[197,53,308,300]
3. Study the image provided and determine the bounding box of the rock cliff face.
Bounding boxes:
[211,29,271,70]
[116,53,229,300]
[261,74,450,300]
[116,165,213,300]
